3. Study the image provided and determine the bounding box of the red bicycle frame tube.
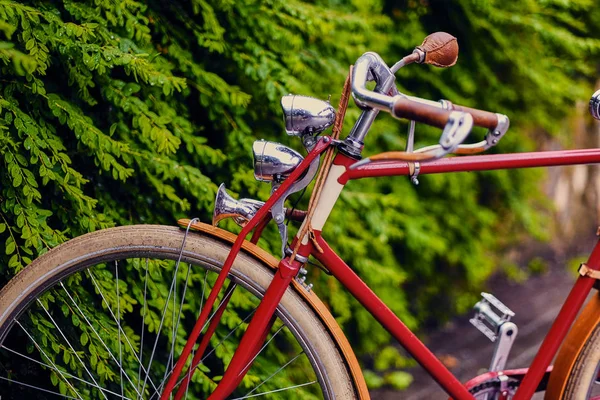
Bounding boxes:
[309,225,600,399]
[339,148,600,183]
[161,137,333,399]
[512,241,600,399]
[311,231,474,400]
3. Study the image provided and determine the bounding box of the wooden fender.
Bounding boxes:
[178,219,370,399]
[545,292,600,399]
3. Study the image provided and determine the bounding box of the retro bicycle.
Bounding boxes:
[0,32,598,400]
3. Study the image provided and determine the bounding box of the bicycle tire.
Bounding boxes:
[0,225,359,399]
[560,321,600,399]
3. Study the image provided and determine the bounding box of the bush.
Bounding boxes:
[1,0,600,393]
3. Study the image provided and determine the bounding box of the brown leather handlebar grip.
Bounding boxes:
[392,98,453,128]
[443,102,498,130]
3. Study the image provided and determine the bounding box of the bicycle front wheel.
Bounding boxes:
[0,225,358,399]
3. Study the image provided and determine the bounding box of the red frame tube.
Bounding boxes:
[311,232,474,400]
[340,148,600,183]
[513,238,600,399]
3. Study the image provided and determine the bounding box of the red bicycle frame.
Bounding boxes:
[169,138,600,399]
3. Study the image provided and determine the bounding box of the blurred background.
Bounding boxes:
[1,0,600,396]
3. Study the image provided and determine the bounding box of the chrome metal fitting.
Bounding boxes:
[252,140,304,183]
[281,95,336,136]
[212,184,263,227]
[439,111,473,151]
[590,89,600,120]
[284,247,309,264]
[485,114,510,147]
[413,48,426,63]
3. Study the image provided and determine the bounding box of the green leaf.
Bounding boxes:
[384,371,413,390]
[5,240,16,255]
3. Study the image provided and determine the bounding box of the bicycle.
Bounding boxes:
[0,32,598,399]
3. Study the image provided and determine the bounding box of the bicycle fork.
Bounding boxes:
[206,257,303,399]
[163,251,304,400]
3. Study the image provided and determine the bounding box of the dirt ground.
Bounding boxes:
[370,239,596,399]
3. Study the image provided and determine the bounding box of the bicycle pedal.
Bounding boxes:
[469,292,515,342]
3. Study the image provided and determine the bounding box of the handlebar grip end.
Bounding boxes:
[416,32,459,68]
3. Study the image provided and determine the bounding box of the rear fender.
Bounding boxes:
[545,292,600,399]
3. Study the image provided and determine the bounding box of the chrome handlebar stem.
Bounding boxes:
[342,53,398,158]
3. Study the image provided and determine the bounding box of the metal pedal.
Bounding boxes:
[470,292,518,372]
[470,292,514,342]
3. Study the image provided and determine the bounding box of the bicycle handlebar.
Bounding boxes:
[392,97,453,129]
[348,45,510,162]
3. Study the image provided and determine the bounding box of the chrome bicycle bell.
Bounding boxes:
[252,140,304,182]
[281,95,336,136]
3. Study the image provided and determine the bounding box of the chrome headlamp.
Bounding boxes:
[252,140,304,182]
[280,95,336,136]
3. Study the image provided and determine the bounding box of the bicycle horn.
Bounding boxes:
[414,32,459,67]
[212,183,264,227]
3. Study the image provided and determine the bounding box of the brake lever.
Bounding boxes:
[439,111,474,152]
[350,111,473,168]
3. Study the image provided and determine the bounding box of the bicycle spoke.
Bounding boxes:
[116,261,125,399]
[138,258,150,393]
[161,262,193,389]
[1,345,132,399]
[86,270,158,394]
[37,299,108,400]
[139,244,188,398]
[242,350,305,398]
[175,280,238,398]
[59,282,143,398]
[184,269,208,400]
[202,310,257,364]
[0,375,80,399]
[153,281,239,398]
[15,320,83,400]
[231,380,317,399]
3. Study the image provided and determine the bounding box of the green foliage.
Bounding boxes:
[1,0,600,394]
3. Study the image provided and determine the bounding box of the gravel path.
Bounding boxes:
[370,243,593,399]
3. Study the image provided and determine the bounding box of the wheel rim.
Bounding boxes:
[0,250,331,399]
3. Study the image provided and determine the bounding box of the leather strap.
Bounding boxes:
[291,66,353,259]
